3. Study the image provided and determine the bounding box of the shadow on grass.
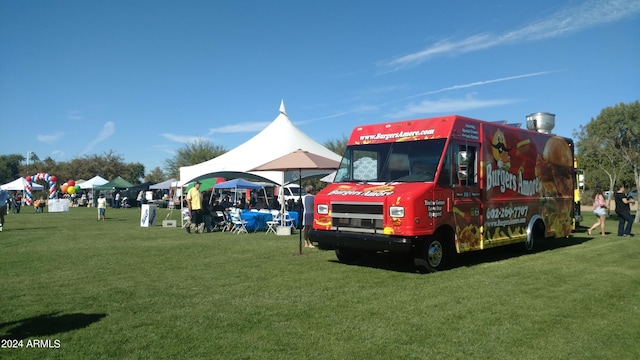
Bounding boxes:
[328,252,417,273]
[0,312,107,340]
[324,234,594,273]
[458,235,592,269]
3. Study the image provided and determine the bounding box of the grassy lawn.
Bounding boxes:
[1,207,639,359]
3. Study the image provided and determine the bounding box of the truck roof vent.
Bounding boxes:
[526,112,555,134]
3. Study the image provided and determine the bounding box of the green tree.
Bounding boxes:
[0,154,25,183]
[164,139,227,179]
[18,150,146,185]
[575,101,640,222]
[324,135,349,156]
[145,167,167,183]
[123,163,145,184]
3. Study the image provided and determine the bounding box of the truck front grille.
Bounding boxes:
[331,202,384,233]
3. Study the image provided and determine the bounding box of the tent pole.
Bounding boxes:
[294,168,306,256]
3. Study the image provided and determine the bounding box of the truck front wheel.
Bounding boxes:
[335,248,360,265]
[414,236,453,273]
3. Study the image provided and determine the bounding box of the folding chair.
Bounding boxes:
[213,211,228,232]
[182,209,192,230]
[281,212,296,232]
[229,210,248,234]
[265,211,280,234]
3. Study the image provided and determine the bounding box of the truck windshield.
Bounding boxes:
[335,139,446,183]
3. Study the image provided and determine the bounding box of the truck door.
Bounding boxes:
[452,142,482,252]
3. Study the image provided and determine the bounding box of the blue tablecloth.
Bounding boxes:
[240,210,298,232]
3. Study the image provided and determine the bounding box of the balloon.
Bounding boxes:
[50,175,57,183]
[61,184,69,193]
[68,179,76,187]
[26,176,32,182]
[74,185,80,193]
[67,186,76,194]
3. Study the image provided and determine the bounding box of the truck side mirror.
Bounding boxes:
[457,151,468,167]
[457,151,468,181]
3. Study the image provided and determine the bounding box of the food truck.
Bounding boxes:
[309,113,577,272]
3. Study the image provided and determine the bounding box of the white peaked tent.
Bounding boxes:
[179,100,342,185]
[1,177,45,191]
[78,175,108,190]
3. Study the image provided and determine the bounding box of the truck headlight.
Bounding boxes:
[317,204,329,215]
[389,206,404,218]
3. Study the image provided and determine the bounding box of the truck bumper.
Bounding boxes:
[309,230,414,252]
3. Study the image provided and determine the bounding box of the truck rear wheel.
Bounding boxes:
[414,235,453,273]
[335,248,360,265]
[526,219,545,252]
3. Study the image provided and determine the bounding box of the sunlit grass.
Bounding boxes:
[1,207,638,359]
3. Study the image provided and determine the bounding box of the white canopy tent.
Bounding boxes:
[78,175,108,190]
[179,100,342,186]
[1,177,45,191]
[149,178,178,190]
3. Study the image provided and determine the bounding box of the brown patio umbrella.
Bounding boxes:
[251,149,340,255]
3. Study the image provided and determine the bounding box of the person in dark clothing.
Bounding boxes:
[13,193,21,214]
[220,195,233,210]
[614,184,635,237]
[202,194,213,233]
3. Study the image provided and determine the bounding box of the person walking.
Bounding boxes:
[0,189,9,232]
[588,187,608,236]
[614,184,635,237]
[136,190,145,207]
[97,193,107,221]
[302,185,315,248]
[186,181,203,233]
[14,193,21,214]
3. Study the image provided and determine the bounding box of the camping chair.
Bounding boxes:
[265,211,280,234]
[213,211,228,232]
[229,209,248,234]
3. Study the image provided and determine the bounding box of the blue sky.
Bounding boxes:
[1,0,639,176]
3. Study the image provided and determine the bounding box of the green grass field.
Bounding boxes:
[1,206,639,359]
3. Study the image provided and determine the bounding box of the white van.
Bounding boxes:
[279,184,307,202]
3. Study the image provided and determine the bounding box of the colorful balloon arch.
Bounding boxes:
[25,173,57,206]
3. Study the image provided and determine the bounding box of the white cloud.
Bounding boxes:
[386,95,519,119]
[380,0,640,71]
[67,110,84,121]
[160,133,204,143]
[207,122,271,134]
[51,150,65,158]
[403,71,552,100]
[37,131,64,144]
[300,104,380,124]
[81,121,115,154]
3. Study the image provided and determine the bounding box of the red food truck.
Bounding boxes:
[309,113,577,272]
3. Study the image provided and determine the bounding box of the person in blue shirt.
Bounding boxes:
[0,189,9,231]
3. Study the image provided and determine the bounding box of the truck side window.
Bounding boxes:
[455,144,477,186]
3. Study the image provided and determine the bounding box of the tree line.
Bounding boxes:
[0,150,144,186]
